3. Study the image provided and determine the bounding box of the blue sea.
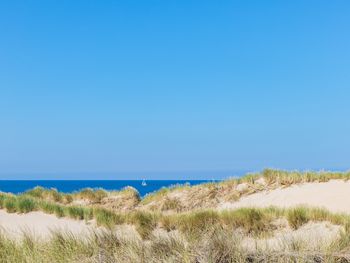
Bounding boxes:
[0,180,213,197]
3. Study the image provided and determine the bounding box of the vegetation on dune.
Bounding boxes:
[16,197,37,213]
[5,188,350,241]
[2,169,350,262]
[1,168,350,237]
[287,207,309,229]
[0,223,350,263]
[4,169,350,214]
[140,169,350,212]
[94,208,124,227]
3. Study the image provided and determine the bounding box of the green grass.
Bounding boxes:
[221,208,273,234]
[66,206,87,220]
[2,189,350,240]
[54,206,65,218]
[1,191,350,262]
[128,211,158,239]
[0,225,349,263]
[16,197,37,213]
[6,169,350,214]
[3,197,17,213]
[287,207,309,229]
[73,188,108,203]
[25,187,64,203]
[94,208,124,227]
[1,169,350,262]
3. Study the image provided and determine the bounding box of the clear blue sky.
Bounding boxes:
[0,1,349,179]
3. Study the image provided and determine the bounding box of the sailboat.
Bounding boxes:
[141,179,147,186]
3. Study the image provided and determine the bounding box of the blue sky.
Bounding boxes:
[0,1,349,179]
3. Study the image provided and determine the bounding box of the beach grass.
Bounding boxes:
[2,188,350,262]
[0,223,349,263]
[2,190,350,239]
[5,169,350,215]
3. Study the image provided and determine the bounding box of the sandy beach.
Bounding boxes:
[0,210,94,239]
[220,179,350,213]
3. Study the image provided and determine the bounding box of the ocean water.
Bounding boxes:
[0,180,213,197]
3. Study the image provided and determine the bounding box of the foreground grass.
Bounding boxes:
[0,225,350,263]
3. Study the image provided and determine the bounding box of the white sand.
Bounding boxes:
[0,210,95,239]
[220,179,350,213]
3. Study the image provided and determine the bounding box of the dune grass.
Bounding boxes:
[2,169,350,262]
[2,189,350,240]
[139,169,350,212]
[94,208,124,227]
[1,181,350,262]
[0,224,350,263]
[5,169,350,214]
[16,197,37,213]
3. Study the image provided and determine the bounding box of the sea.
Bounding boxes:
[0,180,214,197]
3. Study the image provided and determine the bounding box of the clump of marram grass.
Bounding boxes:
[161,197,183,211]
[141,184,191,205]
[94,208,125,228]
[73,188,108,203]
[287,207,309,229]
[175,210,221,237]
[221,208,274,235]
[16,197,37,213]
[285,206,350,231]
[128,211,159,239]
[40,201,61,215]
[3,196,17,213]
[66,206,88,220]
[24,186,73,204]
[24,186,45,198]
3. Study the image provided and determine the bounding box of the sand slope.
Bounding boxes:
[220,179,350,213]
[2,179,350,239]
[0,210,94,239]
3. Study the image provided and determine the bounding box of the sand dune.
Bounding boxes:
[220,179,350,213]
[0,210,94,239]
[2,179,350,239]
